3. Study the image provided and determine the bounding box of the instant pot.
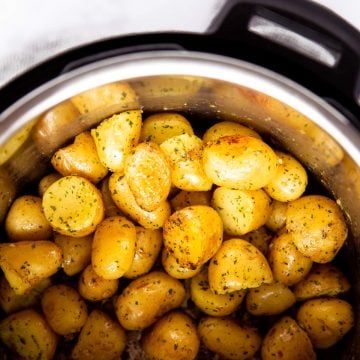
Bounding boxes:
[0,0,359,358]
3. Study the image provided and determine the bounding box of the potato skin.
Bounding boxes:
[5,195,52,242]
[170,190,211,211]
[296,298,354,349]
[163,205,223,268]
[241,226,272,255]
[115,271,186,330]
[261,316,316,360]
[41,284,87,336]
[208,239,273,294]
[286,195,348,263]
[38,173,62,197]
[198,316,262,360]
[71,309,126,360]
[92,216,136,279]
[142,311,200,360]
[265,200,287,232]
[0,309,58,360]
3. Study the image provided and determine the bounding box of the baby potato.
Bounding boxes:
[203,135,278,190]
[264,151,308,202]
[208,239,273,294]
[191,267,246,316]
[0,240,62,295]
[0,167,16,225]
[170,190,211,211]
[140,112,194,144]
[54,233,92,276]
[163,205,223,268]
[109,173,171,229]
[71,309,126,360]
[293,264,351,301]
[245,282,296,316]
[268,232,312,286]
[286,195,348,263]
[38,173,62,197]
[124,227,163,279]
[261,316,316,360]
[160,133,212,191]
[212,187,271,236]
[241,226,272,254]
[51,131,108,184]
[296,298,354,349]
[100,176,124,217]
[5,195,52,242]
[41,284,87,336]
[91,110,142,173]
[125,142,171,211]
[0,309,57,360]
[142,311,200,360]
[78,264,119,302]
[202,121,261,142]
[162,248,202,279]
[198,316,262,360]
[115,271,186,330]
[43,175,104,237]
[265,200,287,232]
[92,216,136,279]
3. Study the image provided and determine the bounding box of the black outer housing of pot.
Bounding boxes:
[0,1,359,359]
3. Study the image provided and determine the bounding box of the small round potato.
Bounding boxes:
[264,151,308,202]
[261,316,316,360]
[198,316,262,360]
[100,176,124,217]
[265,200,287,232]
[208,239,273,294]
[286,195,348,263]
[43,175,105,237]
[203,135,278,190]
[38,173,62,197]
[191,267,246,316]
[296,298,354,349]
[212,187,271,236]
[163,205,223,268]
[268,232,313,286]
[142,311,200,360]
[5,195,52,242]
[41,284,88,336]
[241,226,273,254]
[170,190,211,211]
[78,264,119,302]
[115,271,186,330]
[246,282,296,316]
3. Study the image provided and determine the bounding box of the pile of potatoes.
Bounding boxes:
[0,83,354,360]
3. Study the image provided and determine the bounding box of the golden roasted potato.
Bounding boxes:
[264,151,308,202]
[208,239,273,294]
[191,267,246,316]
[0,240,62,295]
[38,173,62,197]
[160,133,212,191]
[265,200,287,232]
[293,264,351,301]
[124,227,163,279]
[92,216,136,279]
[261,316,316,360]
[99,176,124,217]
[212,187,271,236]
[43,175,104,237]
[163,205,223,268]
[51,132,108,183]
[115,271,186,330]
[140,112,194,144]
[109,173,171,229]
[78,264,118,302]
[198,316,262,360]
[54,233,92,276]
[0,167,16,225]
[91,110,142,173]
[71,309,126,360]
[5,195,52,242]
[246,282,296,316]
[203,135,278,190]
[41,284,88,336]
[142,311,200,360]
[0,309,57,360]
[296,298,354,349]
[125,142,171,211]
[241,226,272,254]
[286,195,348,263]
[170,190,211,211]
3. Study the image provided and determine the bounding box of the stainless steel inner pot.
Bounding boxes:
[0,50,359,359]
